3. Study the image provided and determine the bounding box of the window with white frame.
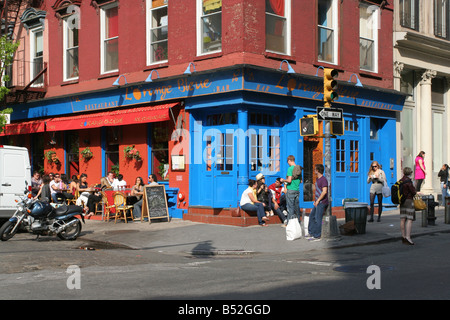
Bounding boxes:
[360,3,378,72]
[317,0,338,64]
[63,16,79,81]
[434,0,449,39]
[400,0,419,30]
[265,0,291,55]
[147,0,168,65]
[30,27,44,86]
[198,0,222,55]
[100,2,119,74]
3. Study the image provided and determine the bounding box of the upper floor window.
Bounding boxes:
[30,27,44,86]
[147,0,168,65]
[198,0,222,55]
[63,15,79,81]
[434,0,449,39]
[265,0,291,55]
[400,0,419,30]
[318,0,338,64]
[360,3,379,72]
[100,2,119,74]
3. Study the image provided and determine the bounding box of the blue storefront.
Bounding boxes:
[4,65,405,216]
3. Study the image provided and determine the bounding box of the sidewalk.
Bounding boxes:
[78,207,450,255]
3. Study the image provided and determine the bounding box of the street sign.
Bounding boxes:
[316,107,343,121]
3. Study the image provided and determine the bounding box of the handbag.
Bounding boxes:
[382,180,391,198]
[286,218,302,241]
[413,195,427,211]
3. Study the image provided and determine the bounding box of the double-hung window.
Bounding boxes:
[147,0,168,65]
[317,0,338,64]
[399,0,419,30]
[63,15,79,81]
[30,27,44,86]
[434,0,449,39]
[100,2,119,74]
[360,3,378,73]
[198,0,222,55]
[265,0,291,55]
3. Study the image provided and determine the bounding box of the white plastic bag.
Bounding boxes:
[286,218,302,241]
[302,215,309,237]
[382,181,391,198]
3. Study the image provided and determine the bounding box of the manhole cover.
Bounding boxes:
[334,265,394,273]
[104,230,139,235]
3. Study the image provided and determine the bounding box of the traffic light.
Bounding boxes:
[323,68,338,105]
[331,119,344,135]
[300,115,319,136]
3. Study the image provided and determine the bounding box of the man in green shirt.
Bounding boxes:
[285,155,301,220]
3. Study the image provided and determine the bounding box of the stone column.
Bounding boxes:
[419,69,437,194]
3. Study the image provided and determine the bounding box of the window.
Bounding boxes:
[265,0,291,55]
[65,131,79,177]
[250,130,280,173]
[318,0,338,64]
[100,2,119,74]
[434,0,449,39]
[198,0,222,55]
[63,16,79,81]
[400,0,419,30]
[105,127,120,176]
[152,122,169,180]
[360,3,378,72]
[147,0,168,65]
[30,27,44,86]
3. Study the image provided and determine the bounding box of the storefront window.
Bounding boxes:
[65,132,79,177]
[152,122,169,180]
[31,133,44,174]
[105,127,120,175]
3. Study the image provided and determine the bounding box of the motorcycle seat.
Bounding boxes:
[54,205,83,217]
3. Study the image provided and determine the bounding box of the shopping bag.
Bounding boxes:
[382,181,391,198]
[413,195,427,210]
[302,215,309,237]
[286,218,302,241]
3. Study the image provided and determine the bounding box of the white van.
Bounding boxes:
[0,145,31,218]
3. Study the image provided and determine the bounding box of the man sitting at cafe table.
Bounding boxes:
[100,171,115,190]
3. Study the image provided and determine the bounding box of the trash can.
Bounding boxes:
[344,202,368,234]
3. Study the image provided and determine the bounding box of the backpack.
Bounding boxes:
[391,179,410,205]
[292,165,303,181]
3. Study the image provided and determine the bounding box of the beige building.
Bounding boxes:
[394,0,450,199]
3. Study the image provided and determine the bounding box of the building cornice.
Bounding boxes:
[394,31,450,61]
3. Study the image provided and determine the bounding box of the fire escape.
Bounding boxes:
[0,0,47,106]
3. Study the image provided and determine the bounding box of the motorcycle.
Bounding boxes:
[0,190,85,241]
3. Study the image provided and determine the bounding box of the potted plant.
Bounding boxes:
[81,147,93,160]
[124,145,142,161]
[45,150,60,164]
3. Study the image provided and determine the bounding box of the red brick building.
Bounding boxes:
[1,0,405,224]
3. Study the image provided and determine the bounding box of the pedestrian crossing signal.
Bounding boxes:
[300,115,318,136]
[331,120,344,135]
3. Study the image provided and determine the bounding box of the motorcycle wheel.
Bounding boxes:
[57,218,82,241]
[0,220,19,241]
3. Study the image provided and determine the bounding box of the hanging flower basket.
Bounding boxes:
[81,147,94,160]
[124,145,142,161]
[45,150,60,164]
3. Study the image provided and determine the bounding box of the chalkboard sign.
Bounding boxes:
[141,184,170,223]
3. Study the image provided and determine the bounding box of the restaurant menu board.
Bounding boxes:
[141,185,170,222]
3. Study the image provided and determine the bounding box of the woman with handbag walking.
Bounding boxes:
[367,161,386,222]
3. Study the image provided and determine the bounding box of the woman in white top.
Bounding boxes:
[367,161,386,222]
[240,179,269,226]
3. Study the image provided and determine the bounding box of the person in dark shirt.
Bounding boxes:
[399,167,416,245]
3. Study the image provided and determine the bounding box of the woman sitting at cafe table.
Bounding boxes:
[126,176,145,205]
[76,173,103,218]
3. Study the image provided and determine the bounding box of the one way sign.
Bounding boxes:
[316,107,343,121]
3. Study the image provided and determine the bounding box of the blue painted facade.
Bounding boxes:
[7,65,405,214]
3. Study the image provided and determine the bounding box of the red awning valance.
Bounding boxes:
[46,103,178,132]
[0,120,46,136]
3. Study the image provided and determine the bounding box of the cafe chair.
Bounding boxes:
[99,191,115,222]
[66,190,79,206]
[113,192,134,223]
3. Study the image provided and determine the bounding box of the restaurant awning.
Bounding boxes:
[0,119,46,136]
[45,102,179,132]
